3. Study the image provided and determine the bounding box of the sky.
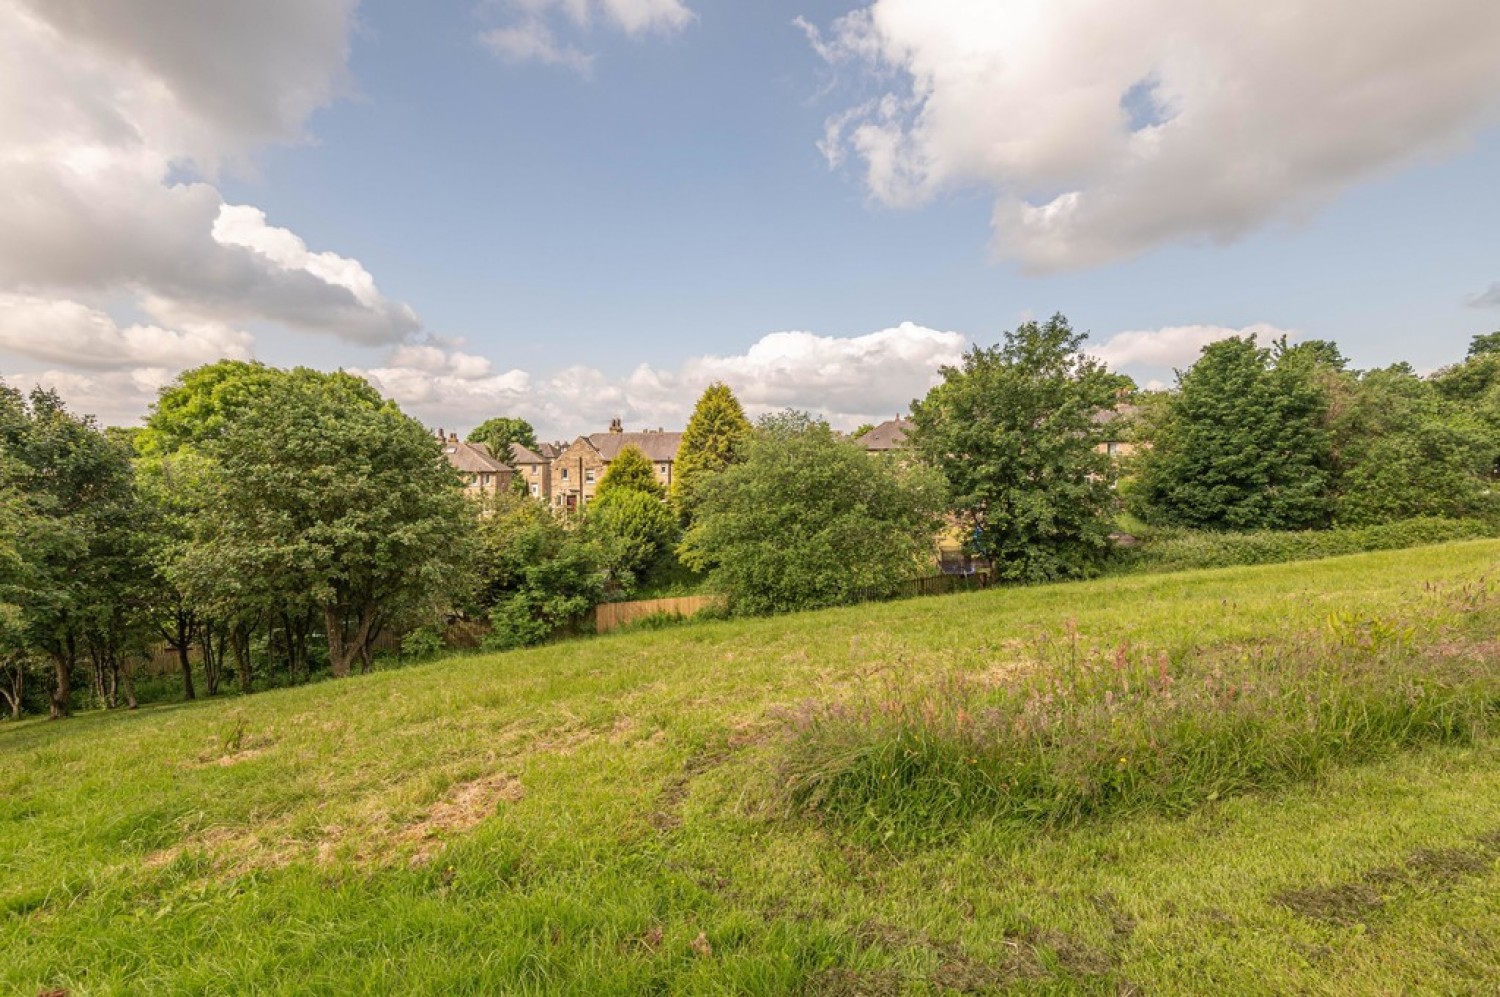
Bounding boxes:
[2,0,1500,439]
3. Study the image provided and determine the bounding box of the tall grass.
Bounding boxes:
[779,580,1500,843]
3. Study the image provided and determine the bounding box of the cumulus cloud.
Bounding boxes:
[1469,282,1500,309]
[0,366,175,428]
[1088,323,1295,371]
[0,295,252,370]
[0,0,419,386]
[354,322,967,437]
[809,1,1500,270]
[480,0,693,72]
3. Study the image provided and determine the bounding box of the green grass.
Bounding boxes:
[4,541,1500,994]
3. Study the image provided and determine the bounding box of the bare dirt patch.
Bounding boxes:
[401,773,525,866]
[1273,883,1385,926]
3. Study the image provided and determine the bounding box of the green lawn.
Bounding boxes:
[4,541,1500,995]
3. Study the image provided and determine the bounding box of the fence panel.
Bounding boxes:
[594,595,725,633]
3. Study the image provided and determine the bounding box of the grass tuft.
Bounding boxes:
[777,581,1500,843]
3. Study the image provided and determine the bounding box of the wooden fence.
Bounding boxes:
[593,595,725,633]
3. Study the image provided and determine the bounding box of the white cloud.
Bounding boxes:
[811,1,1500,270]
[480,0,693,71]
[480,21,594,75]
[0,366,174,428]
[354,321,967,437]
[0,294,252,370]
[1089,323,1295,372]
[0,0,420,385]
[1469,282,1500,309]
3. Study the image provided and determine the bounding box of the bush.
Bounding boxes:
[778,581,1500,844]
[1112,517,1499,574]
[680,416,946,615]
[400,626,444,661]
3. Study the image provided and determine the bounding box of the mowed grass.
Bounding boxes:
[3,540,1500,995]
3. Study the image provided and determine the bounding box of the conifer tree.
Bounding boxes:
[671,382,751,520]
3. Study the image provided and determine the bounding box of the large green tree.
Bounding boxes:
[680,415,945,614]
[908,314,1127,582]
[468,417,538,458]
[1133,336,1333,531]
[194,368,476,677]
[671,383,751,519]
[0,383,145,717]
[1329,364,1495,525]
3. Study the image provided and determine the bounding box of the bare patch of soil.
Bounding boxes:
[1273,883,1385,926]
[402,773,525,866]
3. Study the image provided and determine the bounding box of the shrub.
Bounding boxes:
[400,626,445,661]
[1113,517,1499,574]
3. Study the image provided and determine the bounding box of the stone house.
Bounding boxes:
[548,418,683,512]
[507,441,553,501]
[1092,405,1141,459]
[437,430,514,496]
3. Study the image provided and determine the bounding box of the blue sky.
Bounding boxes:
[2,0,1499,435]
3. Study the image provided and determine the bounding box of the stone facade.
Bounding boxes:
[437,431,514,497]
[508,442,553,502]
[546,421,684,512]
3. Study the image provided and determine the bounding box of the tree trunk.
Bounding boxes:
[0,663,22,720]
[120,658,138,710]
[176,640,196,701]
[325,603,377,679]
[232,624,252,694]
[49,652,71,719]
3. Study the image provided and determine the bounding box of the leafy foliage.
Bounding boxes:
[908,314,1126,582]
[670,382,751,520]
[586,487,678,587]
[467,416,538,458]
[476,492,605,650]
[595,445,665,499]
[1133,336,1333,530]
[680,415,946,614]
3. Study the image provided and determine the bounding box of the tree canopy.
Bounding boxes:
[1132,336,1333,531]
[671,383,751,519]
[908,314,1126,582]
[596,445,665,499]
[468,417,538,458]
[680,415,945,614]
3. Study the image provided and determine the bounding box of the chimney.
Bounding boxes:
[608,417,623,434]
[449,432,458,443]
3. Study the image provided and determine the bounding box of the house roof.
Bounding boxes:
[587,430,684,463]
[441,438,511,474]
[1091,404,1141,427]
[536,442,563,460]
[507,441,547,465]
[855,417,913,452]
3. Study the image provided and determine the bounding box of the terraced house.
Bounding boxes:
[549,418,682,511]
[436,430,513,496]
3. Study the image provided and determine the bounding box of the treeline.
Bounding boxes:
[4,320,1498,718]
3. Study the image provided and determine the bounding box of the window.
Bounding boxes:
[560,468,569,480]
[530,465,537,476]
[1106,442,1122,456]
[585,469,596,484]
[530,483,539,496]
[658,464,667,475]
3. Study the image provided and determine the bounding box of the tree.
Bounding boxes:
[468,417,538,458]
[587,487,679,587]
[908,315,1128,582]
[671,383,751,519]
[680,416,946,615]
[1468,331,1500,358]
[0,383,145,717]
[1132,336,1333,531]
[1330,365,1496,524]
[596,445,666,500]
[475,492,605,649]
[199,368,476,677]
[849,423,876,441]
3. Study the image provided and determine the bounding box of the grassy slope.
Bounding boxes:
[3,541,1500,995]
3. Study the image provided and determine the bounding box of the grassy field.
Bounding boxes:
[4,541,1500,995]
